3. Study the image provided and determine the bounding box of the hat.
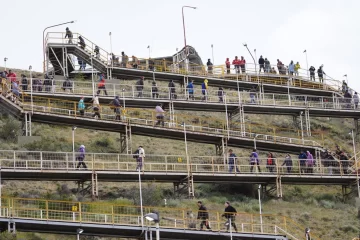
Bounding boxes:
[80,145,85,149]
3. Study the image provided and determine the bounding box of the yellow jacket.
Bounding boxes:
[295,63,300,71]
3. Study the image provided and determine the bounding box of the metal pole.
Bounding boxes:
[91,57,94,96]
[304,50,309,77]
[258,184,263,233]
[138,168,144,230]
[109,32,113,73]
[352,130,360,198]
[300,112,304,144]
[0,165,2,217]
[229,217,233,240]
[254,49,257,73]
[29,65,33,113]
[182,6,196,72]
[148,46,151,59]
[224,95,230,140]
[72,127,76,168]
[4,58,7,71]
[155,222,160,240]
[254,137,256,149]
[243,44,257,73]
[42,21,75,72]
[77,234,79,240]
[211,44,214,65]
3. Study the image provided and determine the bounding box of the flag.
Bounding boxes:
[303,50,306,53]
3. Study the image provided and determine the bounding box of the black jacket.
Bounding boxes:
[197,205,209,220]
[258,57,265,65]
[223,205,237,218]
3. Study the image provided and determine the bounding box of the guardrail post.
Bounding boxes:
[13,151,15,169]
[40,152,43,169]
[165,156,168,172]
[79,202,82,222]
[46,200,48,220]
[111,205,114,224]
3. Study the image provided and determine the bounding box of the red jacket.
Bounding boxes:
[98,79,105,88]
[239,59,246,66]
[225,59,230,67]
[232,59,241,66]
[7,72,17,82]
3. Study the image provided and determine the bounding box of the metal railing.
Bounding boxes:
[8,77,358,111]
[0,196,319,240]
[16,94,322,147]
[0,150,356,177]
[45,32,344,93]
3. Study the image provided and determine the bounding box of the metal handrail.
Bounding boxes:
[0,150,356,177]
[0,196,318,239]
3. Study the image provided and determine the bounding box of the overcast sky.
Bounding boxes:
[1,0,359,91]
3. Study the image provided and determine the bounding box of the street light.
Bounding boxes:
[43,21,75,72]
[4,58,8,71]
[258,184,263,233]
[253,134,259,149]
[145,212,160,240]
[303,50,309,77]
[182,5,197,71]
[29,65,33,113]
[254,49,257,72]
[76,228,83,240]
[72,126,77,168]
[147,45,151,59]
[211,44,214,65]
[243,43,257,73]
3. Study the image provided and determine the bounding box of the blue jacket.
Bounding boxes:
[228,153,237,165]
[187,82,194,94]
[78,99,85,110]
[78,146,85,158]
[288,63,295,72]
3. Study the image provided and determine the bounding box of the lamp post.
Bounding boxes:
[254,49,257,73]
[211,44,214,65]
[243,43,257,73]
[90,56,95,96]
[72,126,77,168]
[145,212,160,240]
[147,45,151,59]
[109,32,113,71]
[300,111,304,144]
[182,5,197,71]
[138,168,144,230]
[258,184,263,233]
[76,228,83,240]
[253,134,259,149]
[303,50,309,77]
[29,65,33,113]
[4,58,8,71]
[42,21,75,72]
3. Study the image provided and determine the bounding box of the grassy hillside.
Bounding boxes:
[0,68,359,239]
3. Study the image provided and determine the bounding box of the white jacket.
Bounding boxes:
[138,147,145,158]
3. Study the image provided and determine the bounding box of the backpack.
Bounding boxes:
[133,149,139,159]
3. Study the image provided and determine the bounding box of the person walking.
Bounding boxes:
[317,66,325,83]
[240,56,246,74]
[187,80,194,100]
[65,27,73,44]
[232,56,241,74]
[168,80,176,99]
[136,146,145,171]
[228,149,240,173]
[96,74,108,95]
[94,45,100,59]
[258,55,265,73]
[353,92,359,109]
[78,97,85,116]
[92,95,101,119]
[121,51,129,68]
[218,87,224,103]
[76,145,87,169]
[222,201,238,232]
[207,59,213,74]
[197,201,211,230]
[282,154,293,173]
[201,79,208,101]
[266,152,276,173]
[249,86,256,104]
[306,151,314,173]
[151,81,159,99]
[250,149,261,173]
[155,103,165,127]
[113,96,121,120]
[78,35,85,50]
[309,66,316,81]
[298,150,307,173]
[264,58,271,73]
[136,77,144,98]
[225,58,231,74]
[294,62,301,76]
[288,61,295,76]
[20,74,28,91]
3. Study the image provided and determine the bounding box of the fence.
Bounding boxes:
[0,150,357,177]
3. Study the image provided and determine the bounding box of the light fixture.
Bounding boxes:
[77,228,84,234]
[144,212,159,223]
